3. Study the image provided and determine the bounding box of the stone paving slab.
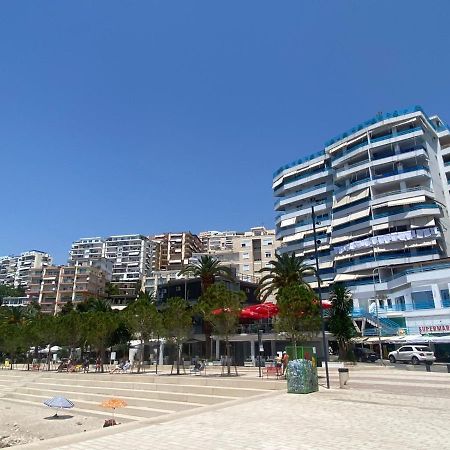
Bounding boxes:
[18,366,450,450]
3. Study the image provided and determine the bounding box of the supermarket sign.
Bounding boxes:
[419,324,450,334]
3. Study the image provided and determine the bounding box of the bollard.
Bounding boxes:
[338,368,349,388]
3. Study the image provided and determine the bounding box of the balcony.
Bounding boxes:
[274,169,331,196]
[372,202,440,219]
[370,126,423,145]
[372,186,432,201]
[373,164,429,180]
[273,150,325,179]
[274,183,332,210]
[335,249,440,269]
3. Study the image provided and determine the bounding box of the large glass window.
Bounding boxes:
[441,289,450,308]
[395,296,406,311]
[411,291,435,310]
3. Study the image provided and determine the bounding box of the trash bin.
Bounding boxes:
[286,359,318,394]
[338,368,349,388]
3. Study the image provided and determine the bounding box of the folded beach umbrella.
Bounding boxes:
[43,396,74,417]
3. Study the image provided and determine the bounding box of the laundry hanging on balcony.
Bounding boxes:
[334,227,440,255]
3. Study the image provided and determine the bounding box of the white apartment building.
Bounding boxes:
[105,234,153,306]
[0,255,18,286]
[69,237,106,264]
[273,106,450,336]
[0,251,52,289]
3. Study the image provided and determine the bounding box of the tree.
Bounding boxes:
[257,253,315,302]
[328,284,355,359]
[59,301,74,315]
[178,255,234,293]
[58,311,85,359]
[76,297,111,313]
[0,306,29,368]
[161,297,193,374]
[276,284,321,354]
[124,292,162,373]
[196,284,245,375]
[105,282,120,302]
[84,311,120,372]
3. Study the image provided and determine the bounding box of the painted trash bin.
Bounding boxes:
[286,359,318,394]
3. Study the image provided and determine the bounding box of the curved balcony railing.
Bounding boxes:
[372,203,439,219]
[335,249,439,269]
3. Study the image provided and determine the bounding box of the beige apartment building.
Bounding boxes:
[197,227,280,282]
[27,262,111,315]
[152,232,202,271]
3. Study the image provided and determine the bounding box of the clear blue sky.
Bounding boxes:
[1,1,449,263]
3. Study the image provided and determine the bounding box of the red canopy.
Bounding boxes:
[239,303,279,319]
[213,300,331,320]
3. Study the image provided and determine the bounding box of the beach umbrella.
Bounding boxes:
[43,396,74,417]
[101,398,127,421]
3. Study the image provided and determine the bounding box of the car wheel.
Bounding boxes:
[389,355,396,363]
[411,356,420,365]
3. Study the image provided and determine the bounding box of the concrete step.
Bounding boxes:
[3,396,143,422]
[17,386,207,411]
[6,392,176,420]
[34,372,285,390]
[30,382,236,405]
[37,376,270,397]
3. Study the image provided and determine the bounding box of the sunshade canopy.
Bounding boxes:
[44,397,74,409]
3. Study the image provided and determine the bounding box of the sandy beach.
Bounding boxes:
[0,400,104,448]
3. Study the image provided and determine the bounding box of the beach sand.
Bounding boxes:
[0,400,104,447]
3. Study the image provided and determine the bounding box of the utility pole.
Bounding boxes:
[311,204,330,389]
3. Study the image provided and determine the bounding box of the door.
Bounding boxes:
[397,346,413,361]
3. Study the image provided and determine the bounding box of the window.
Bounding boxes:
[263,240,273,246]
[395,296,406,311]
[242,253,249,259]
[265,252,271,258]
[399,346,413,352]
[441,289,450,308]
[243,264,250,272]
[411,291,435,310]
[241,241,250,248]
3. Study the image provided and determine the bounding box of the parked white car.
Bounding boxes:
[388,345,436,365]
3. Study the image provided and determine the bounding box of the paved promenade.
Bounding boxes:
[21,365,450,449]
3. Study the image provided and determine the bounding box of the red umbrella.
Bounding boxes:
[240,303,279,319]
[212,307,232,315]
[321,299,332,309]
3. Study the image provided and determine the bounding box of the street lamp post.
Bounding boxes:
[311,204,330,389]
[372,268,385,365]
[257,329,263,378]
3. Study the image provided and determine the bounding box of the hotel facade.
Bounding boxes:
[273,106,450,337]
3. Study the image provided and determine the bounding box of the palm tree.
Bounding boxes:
[257,253,315,302]
[178,255,234,293]
[328,284,354,359]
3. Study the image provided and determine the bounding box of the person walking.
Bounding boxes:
[282,351,289,377]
